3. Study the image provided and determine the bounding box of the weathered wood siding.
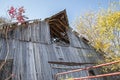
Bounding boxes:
[0,21,119,80]
[67,29,81,47]
[7,21,51,44]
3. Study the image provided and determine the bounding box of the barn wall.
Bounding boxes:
[67,29,81,47]
[0,21,118,80]
[6,21,51,44]
[0,38,104,80]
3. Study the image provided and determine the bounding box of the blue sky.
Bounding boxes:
[0,0,119,27]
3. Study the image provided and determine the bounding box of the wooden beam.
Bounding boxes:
[51,66,83,70]
[50,24,69,40]
[49,19,68,29]
[48,61,96,66]
[49,22,65,32]
[50,28,68,43]
[50,27,69,43]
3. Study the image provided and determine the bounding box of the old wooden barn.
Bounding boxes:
[0,10,119,80]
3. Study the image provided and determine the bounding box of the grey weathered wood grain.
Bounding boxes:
[67,29,81,47]
[0,20,118,80]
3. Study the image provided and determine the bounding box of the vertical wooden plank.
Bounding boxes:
[0,38,6,60]
[21,25,25,41]
[67,30,81,47]
[40,21,50,44]
[61,46,71,62]
[25,24,30,41]
[35,22,40,42]
[77,49,86,63]
[12,40,20,80]
[23,26,28,41]
[31,23,36,41]
[21,41,27,80]
[39,44,52,80]
[38,21,41,42]
[16,26,21,40]
[7,39,13,59]
[26,42,37,80]
[33,23,37,42]
[18,40,23,80]
[28,24,32,41]
[68,47,80,62]
[33,43,42,80]
[80,49,90,63]
[46,44,58,61]
[78,37,91,49]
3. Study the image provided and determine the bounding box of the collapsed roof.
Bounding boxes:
[45,10,70,43]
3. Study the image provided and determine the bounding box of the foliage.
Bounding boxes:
[8,6,28,23]
[0,6,28,24]
[65,78,74,80]
[75,2,120,72]
[61,78,74,80]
